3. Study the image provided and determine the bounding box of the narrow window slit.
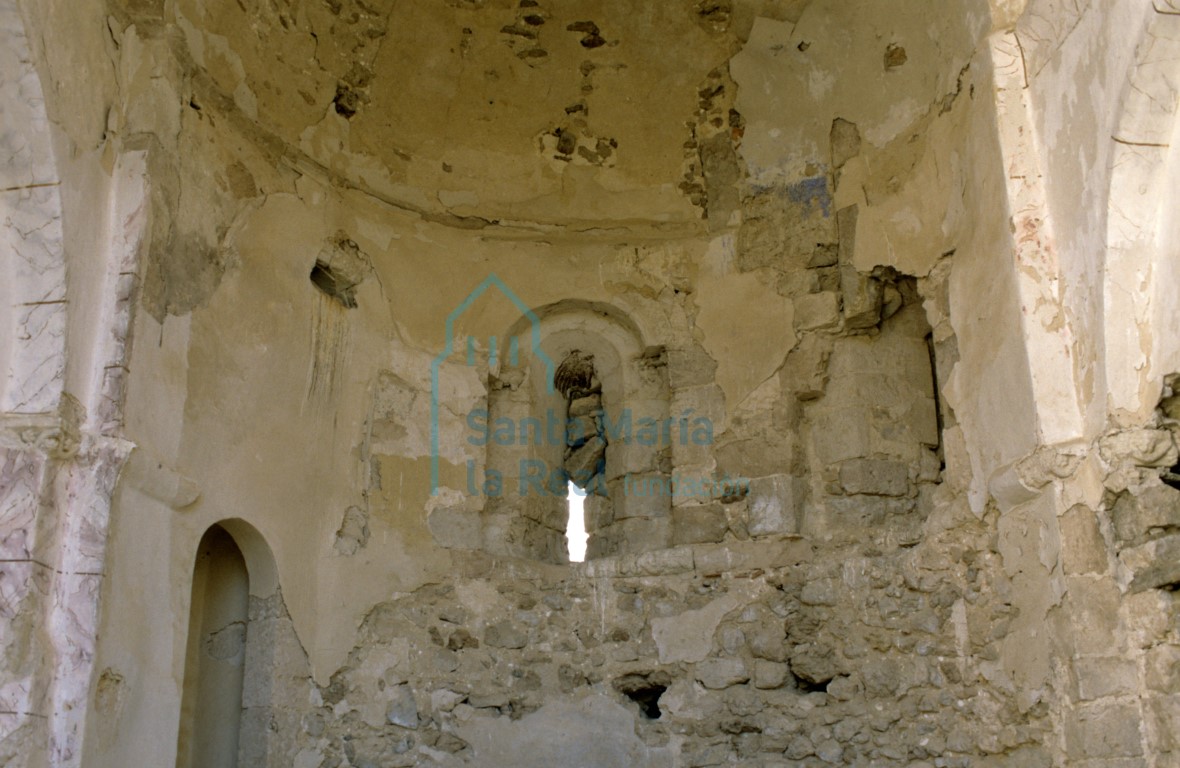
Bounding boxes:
[567,481,587,562]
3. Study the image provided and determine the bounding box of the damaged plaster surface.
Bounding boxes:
[2,0,1180,766]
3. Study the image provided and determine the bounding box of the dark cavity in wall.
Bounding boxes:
[794,673,830,693]
[310,261,359,308]
[613,673,669,719]
[566,20,605,48]
[332,85,359,118]
[1163,462,1180,491]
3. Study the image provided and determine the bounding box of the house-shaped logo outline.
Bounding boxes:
[430,273,555,494]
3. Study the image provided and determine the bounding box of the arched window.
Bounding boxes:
[483,301,671,563]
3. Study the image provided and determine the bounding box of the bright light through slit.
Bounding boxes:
[567,481,588,562]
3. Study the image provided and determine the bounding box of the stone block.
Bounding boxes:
[840,265,882,330]
[484,621,528,649]
[1060,504,1109,575]
[635,546,694,575]
[825,675,859,701]
[670,384,726,468]
[666,344,718,389]
[836,204,857,264]
[238,706,302,767]
[609,474,672,520]
[564,435,606,486]
[811,406,873,464]
[584,494,614,532]
[613,517,671,555]
[714,436,794,480]
[904,394,942,449]
[1120,534,1180,592]
[814,495,915,533]
[385,684,419,729]
[1145,644,1180,693]
[808,243,839,269]
[815,739,844,764]
[1111,484,1180,547]
[1123,590,1178,649]
[800,578,839,606]
[1058,578,1122,656]
[564,414,598,447]
[1072,657,1138,701]
[1064,702,1144,759]
[831,118,862,169]
[793,291,840,331]
[737,182,837,272]
[568,395,602,418]
[694,658,749,689]
[1145,693,1180,754]
[672,504,727,545]
[431,689,466,713]
[778,268,822,297]
[789,643,840,685]
[780,334,832,400]
[1099,429,1178,469]
[671,466,726,507]
[747,475,801,536]
[427,507,481,550]
[838,458,909,496]
[604,439,660,480]
[747,621,788,662]
[753,660,790,689]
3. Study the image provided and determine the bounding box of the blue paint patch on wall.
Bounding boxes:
[786,176,832,218]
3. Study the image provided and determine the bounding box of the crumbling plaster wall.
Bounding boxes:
[91,0,1041,764]
[3,0,1175,766]
[990,2,1180,766]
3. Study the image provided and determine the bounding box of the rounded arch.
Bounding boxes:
[177,519,282,768]
[486,299,671,562]
[1104,3,1180,424]
[502,299,651,350]
[0,0,67,414]
[214,518,280,598]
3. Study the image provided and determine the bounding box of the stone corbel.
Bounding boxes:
[121,447,200,509]
[988,444,1088,509]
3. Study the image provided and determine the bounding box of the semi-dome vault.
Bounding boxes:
[4,0,1180,766]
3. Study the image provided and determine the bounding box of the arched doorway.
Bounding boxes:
[175,525,250,768]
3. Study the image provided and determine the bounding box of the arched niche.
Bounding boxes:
[483,300,670,563]
[176,519,280,768]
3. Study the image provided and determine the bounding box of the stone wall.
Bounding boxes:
[3,0,1180,767]
[268,527,1050,768]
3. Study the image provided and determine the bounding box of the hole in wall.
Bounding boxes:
[613,673,669,719]
[309,261,358,308]
[623,684,666,719]
[794,674,831,693]
[566,480,588,562]
[1163,462,1180,491]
